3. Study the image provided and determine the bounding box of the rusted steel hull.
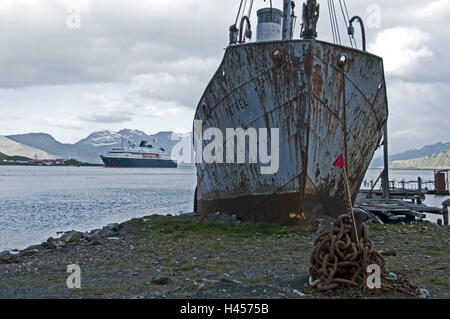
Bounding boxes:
[194,40,388,225]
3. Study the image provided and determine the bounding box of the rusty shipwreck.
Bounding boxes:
[194,0,388,225]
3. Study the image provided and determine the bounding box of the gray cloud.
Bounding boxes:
[0,0,448,152]
[80,111,133,124]
[0,0,233,89]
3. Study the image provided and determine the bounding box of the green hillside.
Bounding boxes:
[390,150,450,169]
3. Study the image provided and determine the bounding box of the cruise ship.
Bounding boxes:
[100,141,177,168]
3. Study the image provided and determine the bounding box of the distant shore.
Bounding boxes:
[0,161,103,167]
[1,213,448,299]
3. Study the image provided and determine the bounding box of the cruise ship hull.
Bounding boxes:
[194,40,388,225]
[100,156,177,168]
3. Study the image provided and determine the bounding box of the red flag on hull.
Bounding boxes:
[333,154,345,168]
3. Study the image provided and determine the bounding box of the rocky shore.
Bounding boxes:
[0,213,448,299]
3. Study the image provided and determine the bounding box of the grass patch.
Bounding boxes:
[419,244,441,251]
[368,223,388,232]
[422,250,443,257]
[132,216,306,239]
[428,278,450,288]
[76,287,110,296]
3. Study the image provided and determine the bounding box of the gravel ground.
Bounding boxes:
[0,213,448,299]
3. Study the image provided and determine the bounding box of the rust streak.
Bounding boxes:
[311,53,382,127]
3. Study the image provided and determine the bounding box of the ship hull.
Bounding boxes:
[194,40,388,225]
[100,156,177,168]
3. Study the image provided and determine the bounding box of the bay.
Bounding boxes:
[0,166,197,251]
[0,166,448,251]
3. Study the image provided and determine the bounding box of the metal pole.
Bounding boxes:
[443,205,449,226]
[446,170,450,195]
[382,123,390,199]
[282,0,292,40]
[418,176,422,195]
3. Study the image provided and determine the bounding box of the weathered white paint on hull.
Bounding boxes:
[194,40,388,224]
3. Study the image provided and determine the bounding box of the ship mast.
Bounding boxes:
[300,0,320,40]
[229,0,321,44]
[282,0,293,40]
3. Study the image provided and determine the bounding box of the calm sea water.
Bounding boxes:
[0,166,448,251]
[0,166,197,251]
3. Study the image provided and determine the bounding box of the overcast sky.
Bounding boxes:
[0,0,449,154]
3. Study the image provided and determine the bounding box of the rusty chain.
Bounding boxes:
[309,212,420,296]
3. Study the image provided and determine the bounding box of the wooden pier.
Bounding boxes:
[361,169,450,204]
[355,193,449,225]
[359,188,425,203]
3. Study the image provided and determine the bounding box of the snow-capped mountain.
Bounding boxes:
[77,130,123,147]
[76,129,151,147]
[0,136,56,160]
[7,129,192,164]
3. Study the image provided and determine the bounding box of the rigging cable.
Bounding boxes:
[244,0,254,37]
[328,0,341,45]
[331,0,342,45]
[247,0,254,17]
[235,0,245,25]
[339,0,353,48]
[327,0,337,44]
[270,0,273,21]
[342,0,357,48]
[240,0,248,24]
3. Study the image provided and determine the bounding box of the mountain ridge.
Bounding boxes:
[389,150,450,169]
[7,130,447,167]
[6,129,189,164]
[0,136,56,160]
[370,141,450,167]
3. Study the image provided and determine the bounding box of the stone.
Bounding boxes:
[53,241,66,248]
[197,283,206,290]
[194,268,215,278]
[92,229,101,237]
[152,277,170,285]
[419,288,430,299]
[0,251,22,264]
[19,248,39,257]
[82,233,92,240]
[88,240,102,247]
[106,223,120,232]
[98,227,117,238]
[220,278,242,285]
[292,289,306,297]
[304,221,320,232]
[315,216,335,234]
[380,249,397,256]
[179,212,196,217]
[60,231,83,243]
[39,242,55,250]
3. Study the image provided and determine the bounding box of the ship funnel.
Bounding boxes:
[256,8,283,42]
